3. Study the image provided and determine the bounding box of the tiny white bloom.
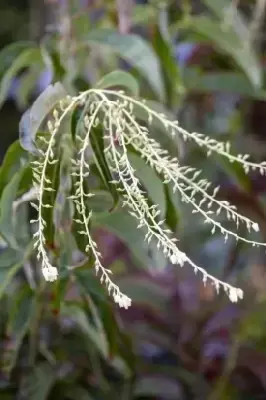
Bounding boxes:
[253,223,259,232]
[42,266,58,282]
[170,254,177,264]
[229,287,243,303]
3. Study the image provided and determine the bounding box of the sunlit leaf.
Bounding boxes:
[87,29,165,101]
[20,362,56,400]
[96,69,139,96]
[19,82,67,153]
[0,47,42,109]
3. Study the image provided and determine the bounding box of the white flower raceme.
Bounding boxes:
[30,88,266,308]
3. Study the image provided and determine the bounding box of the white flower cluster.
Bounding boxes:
[30,88,266,308]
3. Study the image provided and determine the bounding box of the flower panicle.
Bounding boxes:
[31,88,266,307]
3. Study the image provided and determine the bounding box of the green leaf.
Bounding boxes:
[119,274,170,312]
[86,190,114,215]
[183,70,266,99]
[134,376,183,399]
[90,125,119,212]
[53,135,75,233]
[0,243,33,300]
[0,47,42,109]
[0,41,36,77]
[0,262,24,299]
[6,287,34,375]
[62,303,109,359]
[164,184,180,232]
[96,70,139,96]
[203,0,249,39]
[75,269,108,301]
[0,248,21,268]
[215,155,252,192]
[19,82,67,153]
[152,25,182,108]
[93,210,151,268]
[87,29,165,101]
[16,66,43,109]
[127,152,166,218]
[0,140,28,197]
[65,387,95,400]
[20,362,56,400]
[50,114,75,250]
[184,15,262,89]
[0,168,25,248]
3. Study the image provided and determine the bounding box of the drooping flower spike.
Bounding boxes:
[31,89,266,308]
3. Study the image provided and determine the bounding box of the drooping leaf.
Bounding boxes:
[0,41,35,77]
[90,125,119,212]
[152,24,182,108]
[93,210,151,268]
[133,100,183,158]
[127,152,166,218]
[0,261,24,300]
[183,70,266,99]
[75,269,108,301]
[5,287,34,376]
[0,168,26,248]
[0,243,33,300]
[19,82,67,153]
[164,184,180,232]
[87,29,165,100]
[96,69,139,96]
[203,0,249,40]
[183,15,262,89]
[14,203,31,247]
[41,148,61,247]
[62,303,109,359]
[215,154,252,192]
[86,190,113,215]
[0,47,42,109]
[0,140,28,198]
[118,273,170,312]
[0,248,21,268]
[20,362,56,400]
[53,135,75,233]
[16,66,43,109]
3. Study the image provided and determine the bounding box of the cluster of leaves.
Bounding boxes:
[115,265,266,400]
[1,0,266,399]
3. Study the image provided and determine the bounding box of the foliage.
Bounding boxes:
[1,0,266,399]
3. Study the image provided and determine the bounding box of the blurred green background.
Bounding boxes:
[1,1,266,399]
